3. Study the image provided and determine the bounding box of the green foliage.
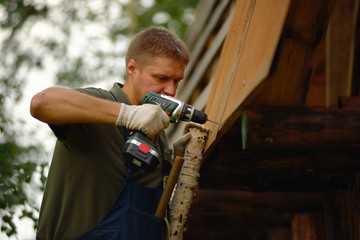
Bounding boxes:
[0,141,42,236]
[134,0,198,37]
[0,104,47,237]
[0,0,198,238]
[0,0,48,35]
[1,0,198,89]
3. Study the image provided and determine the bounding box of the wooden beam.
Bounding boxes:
[200,105,360,191]
[183,190,323,240]
[292,212,325,240]
[250,0,336,106]
[336,181,360,239]
[269,228,292,240]
[193,190,324,212]
[352,1,360,95]
[201,147,360,191]
[241,106,360,150]
[338,96,360,110]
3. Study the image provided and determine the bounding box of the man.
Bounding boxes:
[30,27,191,240]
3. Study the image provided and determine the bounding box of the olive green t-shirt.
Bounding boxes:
[36,83,171,240]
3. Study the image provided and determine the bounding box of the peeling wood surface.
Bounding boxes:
[168,125,209,239]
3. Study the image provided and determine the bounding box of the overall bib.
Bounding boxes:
[77,168,165,240]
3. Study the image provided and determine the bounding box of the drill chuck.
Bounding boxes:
[181,103,207,123]
[191,108,207,124]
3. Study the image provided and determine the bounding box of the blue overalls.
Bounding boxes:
[77,168,165,240]
[77,130,171,240]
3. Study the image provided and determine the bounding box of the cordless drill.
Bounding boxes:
[124,92,207,171]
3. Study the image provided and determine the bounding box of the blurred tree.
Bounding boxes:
[0,0,198,237]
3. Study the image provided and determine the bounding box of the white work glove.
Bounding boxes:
[116,103,170,139]
[173,132,191,157]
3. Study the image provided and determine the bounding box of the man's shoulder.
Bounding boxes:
[76,86,114,100]
[76,82,129,103]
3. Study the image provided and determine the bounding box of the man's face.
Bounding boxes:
[125,56,186,104]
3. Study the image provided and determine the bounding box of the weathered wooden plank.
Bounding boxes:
[326,0,359,105]
[223,0,291,117]
[203,0,257,138]
[204,0,337,153]
[204,0,290,150]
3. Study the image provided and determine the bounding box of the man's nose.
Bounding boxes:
[163,80,177,97]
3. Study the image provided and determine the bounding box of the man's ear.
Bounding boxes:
[127,59,137,77]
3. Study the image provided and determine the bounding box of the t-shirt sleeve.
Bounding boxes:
[48,87,116,147]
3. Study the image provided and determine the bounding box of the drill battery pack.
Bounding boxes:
[124,131,160,171]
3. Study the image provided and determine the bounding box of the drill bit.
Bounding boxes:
[207,118,219,124]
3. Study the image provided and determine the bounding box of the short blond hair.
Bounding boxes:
[126,27,190,68]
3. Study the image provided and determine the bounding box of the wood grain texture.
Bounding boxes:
[204,0,290,151]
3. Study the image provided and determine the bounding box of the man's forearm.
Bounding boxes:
[30,87,120,125]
